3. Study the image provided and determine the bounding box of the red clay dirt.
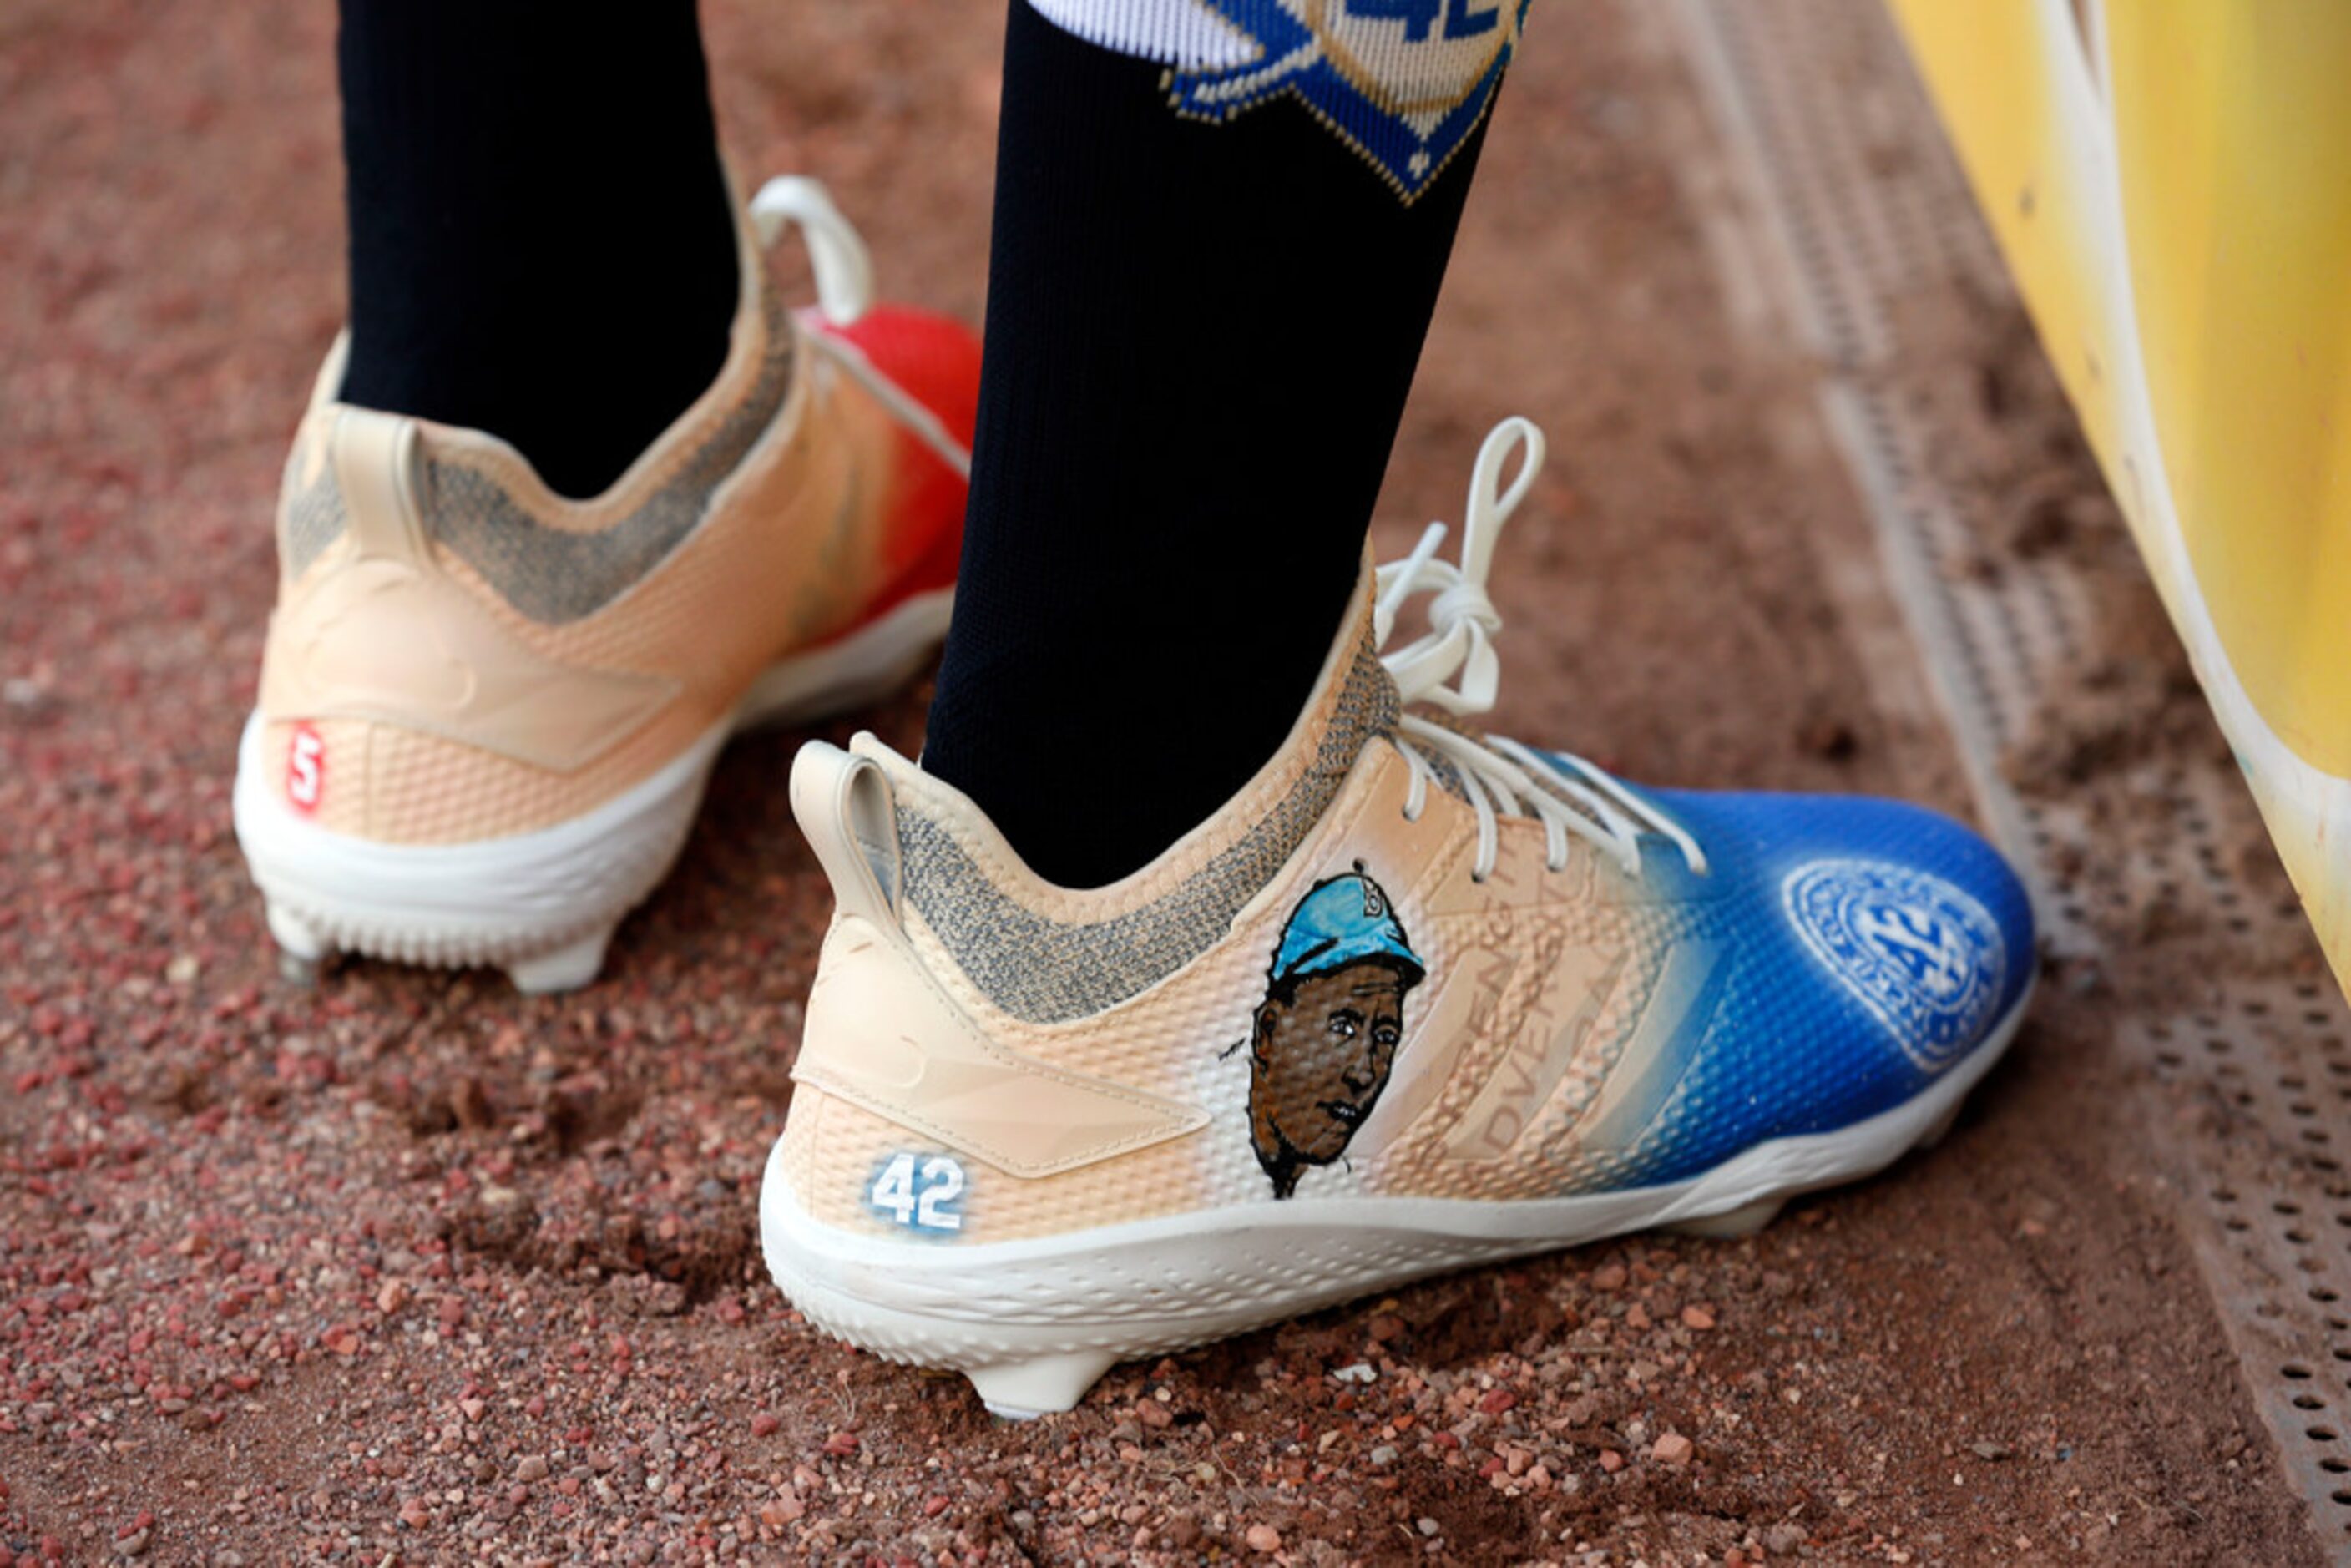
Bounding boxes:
[0,1,2319,1564]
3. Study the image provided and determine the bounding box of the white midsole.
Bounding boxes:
[233,589,952,967]
[761,987,2028,1373]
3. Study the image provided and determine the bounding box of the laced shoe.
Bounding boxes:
[762,417,2035,1415]
[234,176,979,992]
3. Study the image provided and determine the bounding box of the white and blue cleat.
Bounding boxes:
[761,418,2035,1417]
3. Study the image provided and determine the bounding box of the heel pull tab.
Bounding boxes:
[331,407,428,567]
[791,740,901,927]
[787,737,1211,1179]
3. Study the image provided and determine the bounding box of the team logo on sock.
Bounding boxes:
[1782,859,2006,1071]
[1244,862,1425,1197]
[1031,0,1529,200]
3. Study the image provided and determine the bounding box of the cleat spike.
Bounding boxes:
[276,950,321,988]
[506,928,614,994]
[265,901,325,963]
[966,1350,1120,1420]
[1913,1100,1965,1151]
[1666,1197,1785,1240]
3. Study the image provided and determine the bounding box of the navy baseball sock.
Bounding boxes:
[335,0,738,500]
[922,0,1520,888]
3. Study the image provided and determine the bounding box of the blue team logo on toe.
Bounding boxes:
[1782,859,2006,1071]
[1170,0,1533,200]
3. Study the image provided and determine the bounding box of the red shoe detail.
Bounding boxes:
[818,305,981,629]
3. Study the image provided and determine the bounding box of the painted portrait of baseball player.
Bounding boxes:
[1247,862,1427,1199]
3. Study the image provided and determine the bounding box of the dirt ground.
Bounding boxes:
[0,1,2323,1564]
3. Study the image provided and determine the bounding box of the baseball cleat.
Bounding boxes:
[761,417,2036,1417]
[234,175,979,992]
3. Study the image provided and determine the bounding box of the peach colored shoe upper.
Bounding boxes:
[255,201,969,846]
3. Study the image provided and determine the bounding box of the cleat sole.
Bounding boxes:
[761,985,2030,1414]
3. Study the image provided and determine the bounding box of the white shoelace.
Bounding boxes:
[747,175,973,479]
[1375,417,1708,883]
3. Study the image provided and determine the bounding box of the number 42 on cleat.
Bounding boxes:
[869,1152,965,1233]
